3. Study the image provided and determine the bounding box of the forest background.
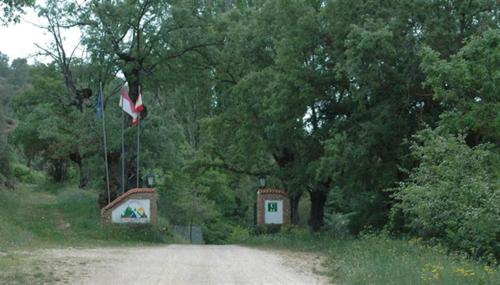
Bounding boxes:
[0,0,498,262]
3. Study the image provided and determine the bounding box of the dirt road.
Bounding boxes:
[44,245,329,285]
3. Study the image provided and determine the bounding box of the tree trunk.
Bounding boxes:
[290,193,301,225]
[50,159,67,183]
[124,69,141,102]
[308,190,327,231]
[77,160,88,189]
[98,149,140,208]
[70,152,88,189]
[98,151,121,207]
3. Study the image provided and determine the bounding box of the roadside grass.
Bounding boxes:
[0,252,60,285]
[0,183,173,250]
[246,232,499,285]
[0,183,179,284]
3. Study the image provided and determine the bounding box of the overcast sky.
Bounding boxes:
[0,8,81,64]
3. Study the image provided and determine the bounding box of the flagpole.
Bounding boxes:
[121,93,125,195]
[136,86,141,188]
[100,82,111,204]
[136,117,140,188]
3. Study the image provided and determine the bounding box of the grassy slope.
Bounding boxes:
[246,233,499,285]
[0,184,175,284]
[0,184,172,250]
[0,184,97,250]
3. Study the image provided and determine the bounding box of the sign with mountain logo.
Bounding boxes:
[111,199,151,224]
[121,205,148,219]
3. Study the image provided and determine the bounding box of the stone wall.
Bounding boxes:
[101,188,157,225]
[256,188,291,226]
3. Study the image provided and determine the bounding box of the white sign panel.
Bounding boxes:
[264,200,283,224]
[111,199,151,224]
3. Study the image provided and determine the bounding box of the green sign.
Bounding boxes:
[268,202,278,212]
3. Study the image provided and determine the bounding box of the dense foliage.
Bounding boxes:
[0,54,30,185]
[391,129,500,260]
[0,0,498,257]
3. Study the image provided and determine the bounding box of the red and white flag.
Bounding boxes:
[119,88,139,124]
[135,90,144,113]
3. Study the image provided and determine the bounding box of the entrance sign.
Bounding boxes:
[264,200,283,224]
[256,189,290,226]
[101,188,157,225]
[111,199,150,224]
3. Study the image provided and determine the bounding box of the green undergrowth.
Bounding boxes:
[245,231,499,285]
[0,183,177,252]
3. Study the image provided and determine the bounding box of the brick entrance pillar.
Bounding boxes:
[256,188,290,226]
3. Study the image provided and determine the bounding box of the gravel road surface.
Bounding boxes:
[44,245,329,285]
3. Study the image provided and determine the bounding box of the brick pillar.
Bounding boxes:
[256,188,290,226]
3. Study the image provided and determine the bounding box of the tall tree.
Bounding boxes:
[78,0,218,104]
[317,0,499,232]
[203,0,335,229]
[11,64,97,183]
[77,0,218,203]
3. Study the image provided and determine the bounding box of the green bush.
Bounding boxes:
[324,211,355,239]
[203,219,234,244]
[228,225,250,243]
[12,164,45,184]
[391,129,500,260]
